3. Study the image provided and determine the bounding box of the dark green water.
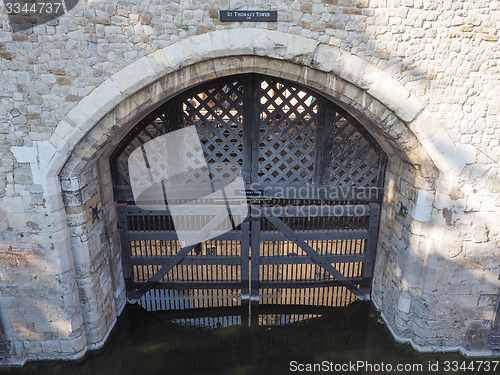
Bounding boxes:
[0,303,497,375]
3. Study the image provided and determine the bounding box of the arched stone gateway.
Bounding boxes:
[6,29,497,364]
[111,73,388,312]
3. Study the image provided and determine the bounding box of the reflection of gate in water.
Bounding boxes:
[111,74,387,316]
[122,302,372,375]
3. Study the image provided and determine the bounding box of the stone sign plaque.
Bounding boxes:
[219,10,277,22]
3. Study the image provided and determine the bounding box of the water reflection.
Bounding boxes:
[0,302,494,375]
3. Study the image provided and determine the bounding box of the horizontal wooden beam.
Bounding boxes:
[129,281,242,291]
[114,185,384,203]
[260,229,367,241]
[259,278,363,289]
[260,204,372,217]
[128,230,243,241]
[259,254,365,265]
[126,204,247,217]
[131,255,243,266]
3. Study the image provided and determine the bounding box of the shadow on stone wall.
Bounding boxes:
[374,154,499,354]
[1,0,499,364]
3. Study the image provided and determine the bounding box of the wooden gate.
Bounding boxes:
[251,200,380,306]
[111,74,387,312]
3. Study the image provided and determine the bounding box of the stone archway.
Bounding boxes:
[22,29,477,358]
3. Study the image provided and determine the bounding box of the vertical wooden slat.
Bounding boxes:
[250,205,261,303]
[250,205,261,326]
[241,74,255,183]
[362,203,380,296]
[241,221,250,302]
[313,98,329,185]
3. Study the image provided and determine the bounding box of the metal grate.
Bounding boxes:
[138,289,242,312]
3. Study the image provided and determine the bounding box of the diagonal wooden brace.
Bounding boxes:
[128,212,230,303]
[265,215,369,301]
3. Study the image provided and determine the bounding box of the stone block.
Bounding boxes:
[421,266,440,294]
[156,42,186,72]
[335,51,369,87]
[60,177,81,192]
[311,43,340,72]
[50,239,75,273]
[343,83,360,100]
[41,340,62,355]
[45,152,68,184]
[411,189,435,222]
[49,133,70,153]
[367,71,419,122]
[431,128,457,157]
[253,29,287,59]
[111,56,161,96]
[53,120,76,141]
[477,294,497,308]
[398,293,412,314]
[482,34,499,42]
[10,145,37,163]
[365,97,389,120]
[464,321,491,352]
[59,334,87,355]
[457,144,477,165]
[209,29,233,56]
[395,94,424,122]
[285,34,318,64]
[472,224,489,243]
[180,32,214,61]
[13,163,33,185]
[418,137,459,173]
[69,236,92,266]
[66,80,125,135]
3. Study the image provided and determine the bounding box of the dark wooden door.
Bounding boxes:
[111,74,387,311]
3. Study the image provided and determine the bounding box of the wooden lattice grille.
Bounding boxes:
[256,78,319,184]
[326,114,384,187]
[113,112,174,187]
[182,81,245,184]
[111,74,387,197]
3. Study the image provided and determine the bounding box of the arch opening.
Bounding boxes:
[109,74,388,314]
[53,53,440,349]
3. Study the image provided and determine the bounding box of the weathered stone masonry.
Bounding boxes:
[0,0,499,365]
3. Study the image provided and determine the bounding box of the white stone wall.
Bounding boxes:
[0,0,498,364]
